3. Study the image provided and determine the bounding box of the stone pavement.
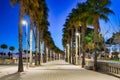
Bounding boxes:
[0,64,18,78]
[0,60,119,80]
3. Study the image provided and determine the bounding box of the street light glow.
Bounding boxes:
[22,20,27,25]
[76,32,79,36]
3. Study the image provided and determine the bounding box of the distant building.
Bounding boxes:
[105,32,120,54]
[106,44,120,54]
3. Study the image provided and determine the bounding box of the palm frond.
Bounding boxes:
[10,0,17,7]
[102,8,114,15]
[100,14,109,22]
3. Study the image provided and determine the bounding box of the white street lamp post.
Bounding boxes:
[22,20,29,69]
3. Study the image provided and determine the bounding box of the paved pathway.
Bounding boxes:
[0,64,18,78]
[0,60,119,80]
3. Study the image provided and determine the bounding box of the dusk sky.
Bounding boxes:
[0,0,120,53]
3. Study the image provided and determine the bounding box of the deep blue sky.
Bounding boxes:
[0,0,120,52]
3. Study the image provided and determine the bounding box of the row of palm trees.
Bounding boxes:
[0,44,15,58]
[10,0,63,72]
[62,0,114,71]
[0,44,15,53]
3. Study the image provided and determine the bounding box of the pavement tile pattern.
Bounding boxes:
[0,60,119,80]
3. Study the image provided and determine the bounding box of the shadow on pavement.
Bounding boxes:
[97,70,120,79]
[34,68,85,71]
[0,72,22,80]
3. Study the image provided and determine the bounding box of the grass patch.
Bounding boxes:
[110,59,120,62]
[103,58,120,62]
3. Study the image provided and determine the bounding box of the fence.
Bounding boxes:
[85,59,120,77]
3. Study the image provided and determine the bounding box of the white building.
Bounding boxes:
[106,44,120,54]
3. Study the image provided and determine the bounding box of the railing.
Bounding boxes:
[85,59,120,77]
[0,59,15,64]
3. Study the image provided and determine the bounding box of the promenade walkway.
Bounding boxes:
[0,60,119,80]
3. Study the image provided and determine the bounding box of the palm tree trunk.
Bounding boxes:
[93,16,99,71]
[44,42,47,63]
[48,49,50,61]
[46,47,48,62]
[70,39,72,63]
[18,1,24,72]
[53,52,55,61]
[57,54,58,60]
[38,32,40,65]
[69,29,73,64]
[38,34,41,65]
[48,48,50,61]
[58,54,60,60]
[29,16,34,66]
[40,40,43,63]
[49,50,52,61]
[51,50,53,61]
[65,44,68,62]
[39,31,43,63]
[71,28,74,64]
[81,23,86,68]
[2,50,4,60]
[67,43,70,63]
[75,28,78,65]
[65,47,67,62]
[35,25,39,65]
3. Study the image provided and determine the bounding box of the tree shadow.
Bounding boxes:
[97,70,120,79]
[0,72,22,80]
[87,69,120,79]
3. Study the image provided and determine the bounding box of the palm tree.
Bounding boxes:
[1,44,8,52]
[1,44,8,59]
[76,2,90,67]
[63,9,82,64]
[70,28,74,64]
[47,37,56,61]
[69,9,81,65]
[39,30,43,64]
[9,46,15,52]
[62,26,71,63]
[9,46,15,59]
[24,0,39,66]
[87,0,114,70]
[43,31,51,63]
[36,0,49,65]
[31,21,40,66]
[39,22,49,63]
[11,0,29,72]
[65,8,82,65]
